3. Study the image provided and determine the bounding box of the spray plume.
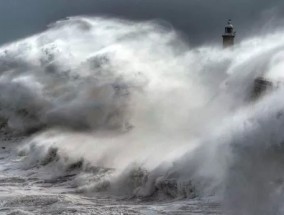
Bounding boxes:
[2,16,284,214]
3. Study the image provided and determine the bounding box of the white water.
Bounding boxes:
[0,16,284,214]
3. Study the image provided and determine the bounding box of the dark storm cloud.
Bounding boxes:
[0,0,284,46]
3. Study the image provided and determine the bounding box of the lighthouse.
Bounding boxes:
[222,19,235,48]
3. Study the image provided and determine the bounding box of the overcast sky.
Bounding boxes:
[0,0,284,46]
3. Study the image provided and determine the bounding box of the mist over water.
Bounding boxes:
[1,16,284,214]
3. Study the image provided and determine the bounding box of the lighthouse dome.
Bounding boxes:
[226,20,233,28]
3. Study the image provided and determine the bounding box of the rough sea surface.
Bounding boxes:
[0,133,222,215]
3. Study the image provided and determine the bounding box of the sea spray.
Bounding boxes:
[1,16,284,213]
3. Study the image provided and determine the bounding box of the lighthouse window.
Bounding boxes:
[226,27,233,34]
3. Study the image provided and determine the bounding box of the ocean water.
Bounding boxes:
[0,16,284,214]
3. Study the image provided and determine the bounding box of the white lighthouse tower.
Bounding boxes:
[222,19,236,48]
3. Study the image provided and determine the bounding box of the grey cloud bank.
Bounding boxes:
[0,0,283,46]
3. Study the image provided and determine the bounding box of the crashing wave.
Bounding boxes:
[2,16,284,214]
